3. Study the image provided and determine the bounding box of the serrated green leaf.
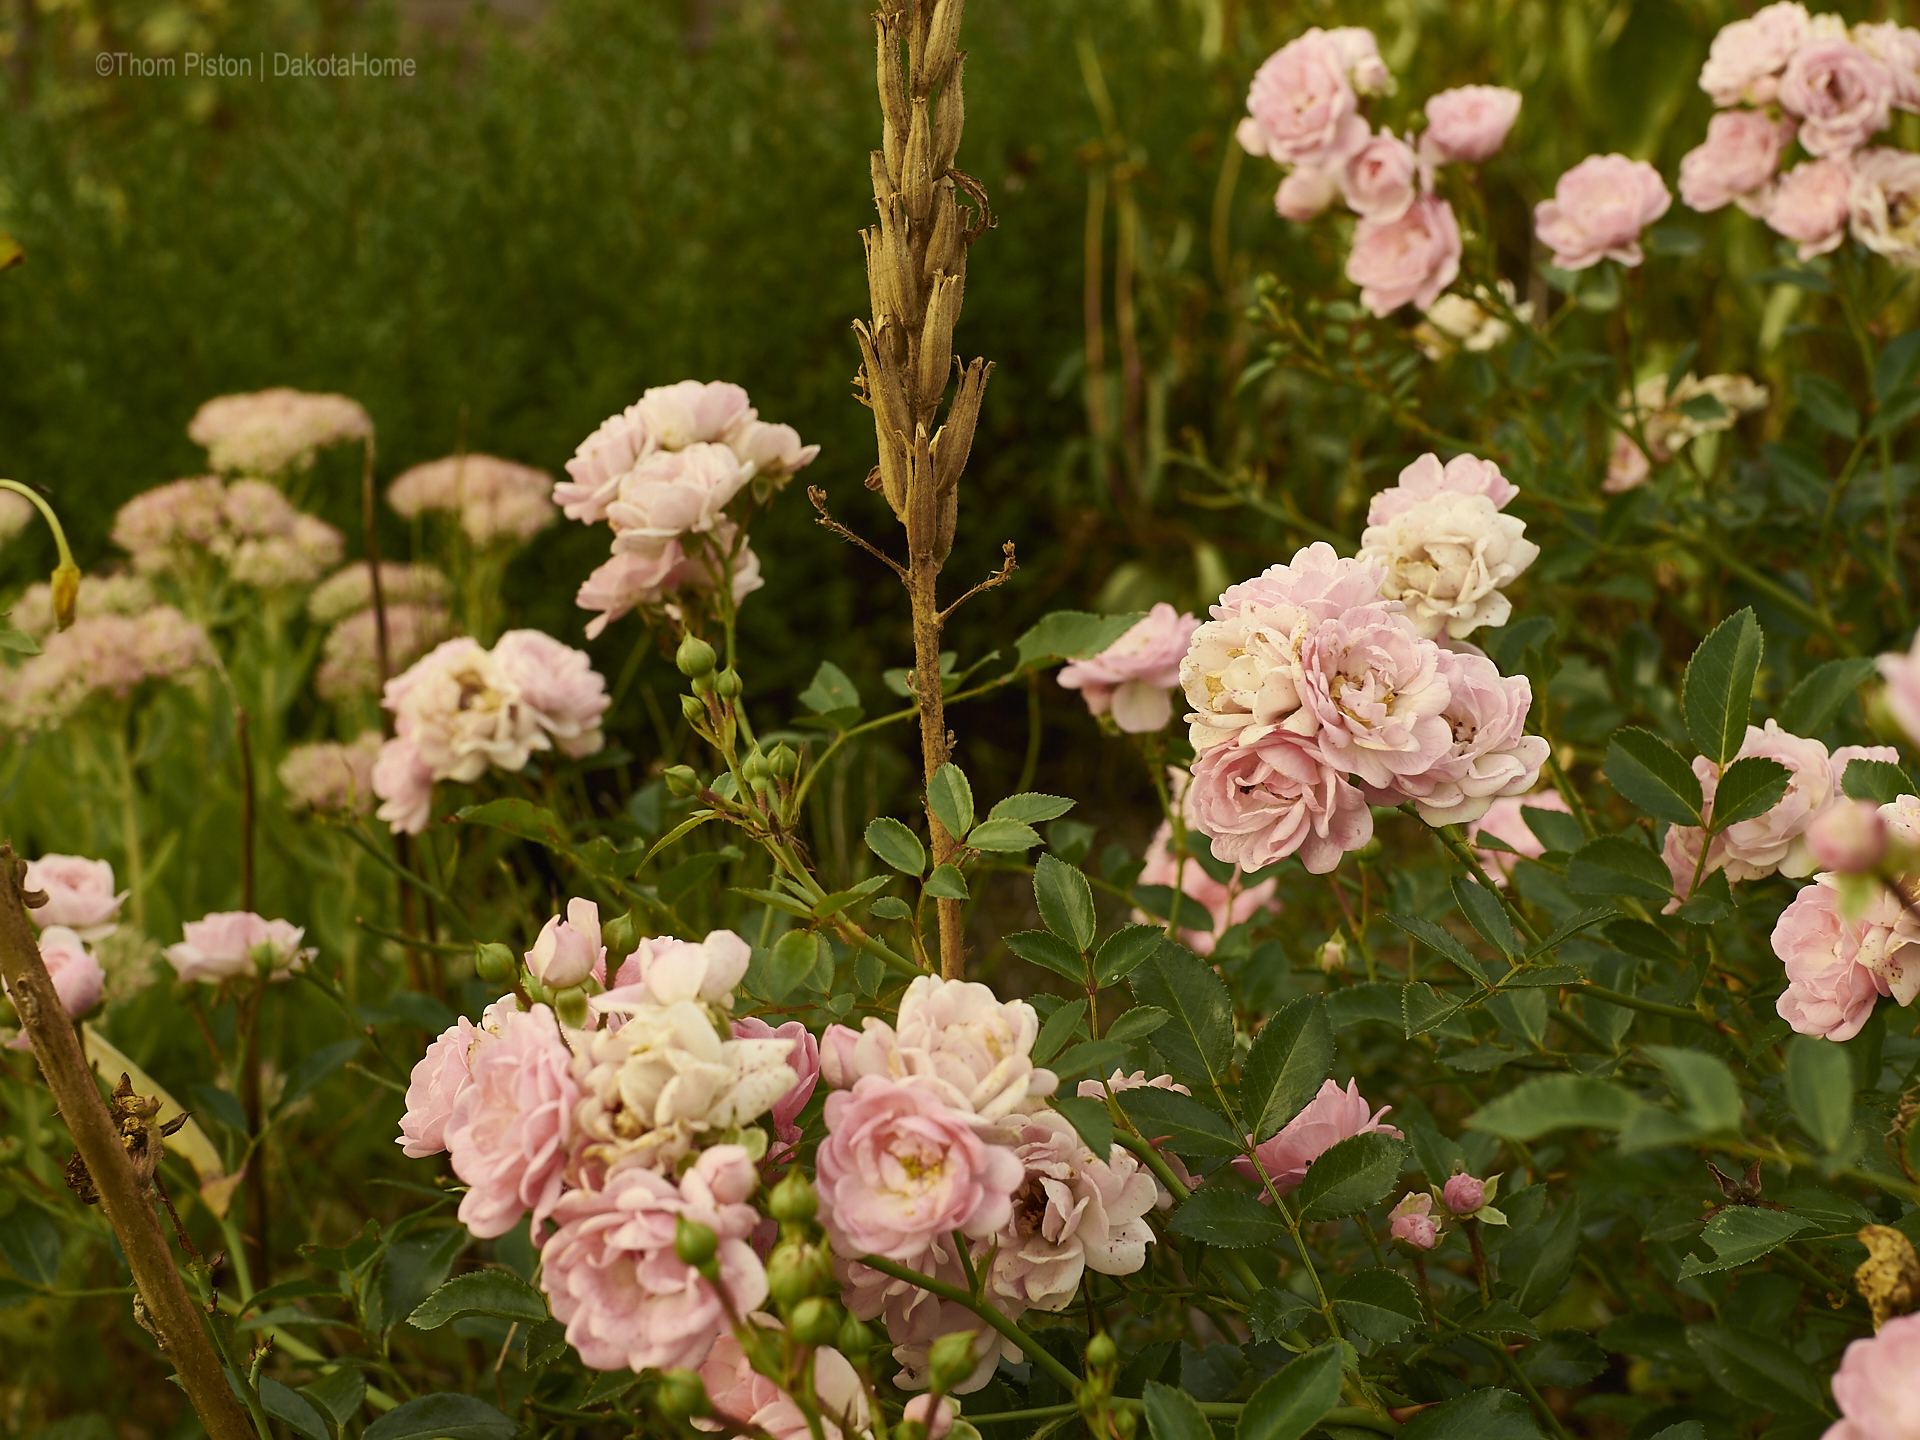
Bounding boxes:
[1777,658,1877,736]
[1683,609,1763,765]
[1500,1196,1582,1315]
[1105,1005,1170,1044]
[279,1039,361,1112]
[1675,1208,1810,1278]
[1031,999,1087,1066]
[1130,941,1234,1089]
[762,930,823,1004]
[1466,1075,1643,1141]
[799,660,861,715]
[1004,929,1086,983]
[1333,1268,1423,1342]
[1170,1190,1287,1248]
[298,1368,367,1427]
[1875,329,1920,399]
[1384,913,1488,981]
[863,817,927,876]
[1794,372,1860,439]
[362,1393,519,1440]
[1049,1039,1131,1081]
[1242,997,1335,1142]
[1842,758,1915,803]
[1052,1096,1114,1157]
[1296,1132,1410,1222]
[407,1270,549,1330]
[1235,1342,1344,1440]
[259,1377,330,1440]
[1248,1288,1319,1343]
[1685,1324,1828,1416]
[988,793,1076,824]
[1014,610,1146,671]
[1094,924,1163,987]
[1605,728,1704,825]
[923,864,969,900]
[1115,1087,1244,1160]
[1143,1379,1213,1440]
[1397,1389,1546,1440]
[454,797,569,849]
[927,763,974,839]
[1452,875,1520,959]
[1522,804,1587,854]
[1647,1046,1742,1133]
[1523,1331,1608,1388]
[966,817,1042,852]
[1786,1034,1853,1152]
[1404,982,1465,1037]
[1708,756,1791,830]
[1034,853,1096,952]
[1565,836,1674,902]
[0,627,39,655]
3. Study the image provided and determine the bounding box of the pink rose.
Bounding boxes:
[1244,30,1370,169]
[1854,22,1920,112]
[1772,879,1888,1041]
[633,380,755,452]
[1132,820,1281,956]
[5,926,105,1049]
[1715,721,1836,880]
[1679,110,1796,214]
[1383,650,1546,826]
[603,929,752,1009]
[526,898,605,990]
[541,1145,768,1373]
[1419,86,1522,165]
[1234,1078,1402,1197]
[1807,799,1889,873]
[1441,1173,1487,1215]
[1187,736,1375,874]
[1878,630,1920,748]
[1848,148,1920,265]
[165,912,311,985]
[1780,39,1894,158]
[816,1076,1024,1264]
[1388,1192,1439,1249]
[1275,164,1341,222]
[557,405,655,524]
[491,630,610,759]
[1340,130,1418,222]
[819,1022,862,1090]
[1698,2,1810,106]
[1293,608,1454,789]
[1212,540,1387,620]
[607,442,754,545]
[444,1003,579,1238]
[1056,603,1201,733]
[732,1016,821,1155]
[1346,196,1462,317]
[696,1334,870,1440]
[371,735,436,836]
[1535,154,1672,270]
[1825,1310,1920,1440]
[1468,789,1573,885]
[21,854,125,939]
[1075,1071,1197,1204]
[396,1016,482,1158]
[1604,432,1652,493]
[1367,452,1520,527]
[1765,159,1853,258]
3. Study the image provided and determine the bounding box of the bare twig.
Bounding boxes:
[807,486,907,579]
[938,542,1017,622]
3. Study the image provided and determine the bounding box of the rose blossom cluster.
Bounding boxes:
[371,631,610,834]
[307,562,455,702]
[1179,529,1547,873]
[1055,603,1198,733]
[1387,1169,1505,1250]
[557,381,817,638]
[1236,27,1521,320]
[1770,795,1920,1041]
[1534,154,1672,271]
[188,388,372,476]
[1660,721,1898,897]
[165,911,315,985]
[818,976,1157,1393]
[111,476,344,590]
[0,606,213,732]
[1604,372,1771,494]
[397,922,809,1383]
[3,855,120,1050]
[387,454,557,548]
[1356,451,1539,639]
[1680,4,1920,265]
[1132,767,1281,956]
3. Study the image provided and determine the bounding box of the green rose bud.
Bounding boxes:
[787,1295,842,1348]
[768,1170,819,1224]
[675,633,717,678]
[662,765,701,797]
[553,985,591,1030]
[767,743,799,782]
[714,668,743,699]
[473,941,517,985]
[836,1312,876,1362]
[1086,1332,1118,1369]
[680,692,709,724]
[601,910,638,960]
[673,1215,718,1269]
[656,1368,710,1419]
[766,1237,835,1308]
[927,1330,978,1394]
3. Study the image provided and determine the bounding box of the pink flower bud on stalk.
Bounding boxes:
[1389,1191,1440,1249]
[1437,1170,1507,1223]
[0,480,82,630]
[1808,800,1890,874]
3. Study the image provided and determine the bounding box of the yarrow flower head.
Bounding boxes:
[315,604,454,703]
[1,607,213,732]
[388,454,557,547]
[8,572,154,640]
[1056,603,1200,733]
[112,476,343,589]
[306,562,450,626]
[279,732,384,815]
[187,388,372,476]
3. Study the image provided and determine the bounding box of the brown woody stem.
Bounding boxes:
[0,844,256,1440]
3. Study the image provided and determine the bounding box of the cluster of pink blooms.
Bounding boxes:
[1056,603,1199,733]
[7,571,154,639]
[1131,768,1281,956]
[278,731,384,815]
[818,976,1157,1392]
[166,911,315,985]
[1661,721,1900,895]
[111,476,344,590]
[1679,4,1920,264]
[370,631,610,834]
[0,605,213,731]
[1534,156,1672,272]
[5,855,122,1050]
[188,388,372,475]
[1823,1310,1920,1440]
[1178,487,1547,875]
[1386,1169,1504,1251]
[1604,371,1771,495]
[1238,27,1521,319]
[307,562,454,702]
[557,381,817,638]
[387,455,557,548]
